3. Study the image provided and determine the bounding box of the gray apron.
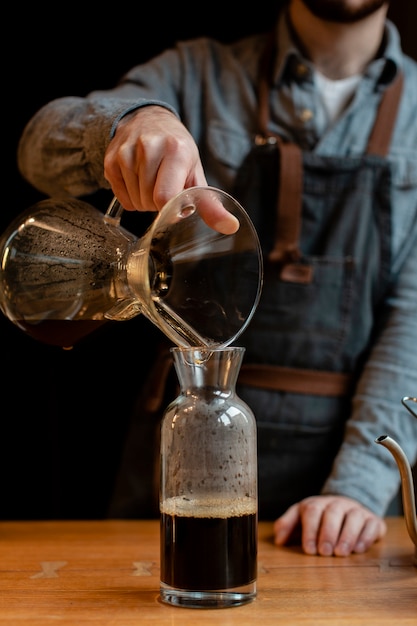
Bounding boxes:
[108,48,403,520]
[235,48,403,518]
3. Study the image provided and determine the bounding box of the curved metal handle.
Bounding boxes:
[402,396,417,419]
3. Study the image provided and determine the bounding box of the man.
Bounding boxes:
[17,0,417,556]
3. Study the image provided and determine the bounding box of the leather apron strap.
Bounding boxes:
[239,38,403,397]
[258,36,312,281]
[366,72,403,156]
[238,364,353,397]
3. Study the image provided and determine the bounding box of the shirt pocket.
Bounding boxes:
[389,150,417,187]
[388,152,417,264]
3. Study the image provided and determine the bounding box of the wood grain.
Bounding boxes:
[1,518,415,625]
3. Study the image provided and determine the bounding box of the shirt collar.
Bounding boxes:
[269,11,404,89]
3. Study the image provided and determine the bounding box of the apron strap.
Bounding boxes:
[257,36,313,281]
[269,139,314,283]
[268,140,302,261]
[239,363,353,397]
[366,72,404,156]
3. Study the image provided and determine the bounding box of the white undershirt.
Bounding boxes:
[315,71,361,125]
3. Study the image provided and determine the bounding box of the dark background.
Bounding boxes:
[2,3,416,520]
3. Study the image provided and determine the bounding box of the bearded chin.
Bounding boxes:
[301,0,387,24]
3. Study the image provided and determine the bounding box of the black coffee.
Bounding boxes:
[16,319,109,348]
[160,499,257,591]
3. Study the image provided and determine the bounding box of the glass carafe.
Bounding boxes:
[0,187,262,349]
[159,346,258,608]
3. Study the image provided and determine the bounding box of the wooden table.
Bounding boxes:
[1,517,415,625]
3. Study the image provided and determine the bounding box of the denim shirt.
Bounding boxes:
[17,13,417,515]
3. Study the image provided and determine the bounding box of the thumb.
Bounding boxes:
[273,503,302,546]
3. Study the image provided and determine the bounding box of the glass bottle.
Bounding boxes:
[159,346,258,608]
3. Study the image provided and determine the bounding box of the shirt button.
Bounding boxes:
[300,108,314,123]
[296,63,309,77]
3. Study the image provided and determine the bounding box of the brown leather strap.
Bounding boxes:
[258,36,313,283]
[238,363,353,397]
[270,140,315,283]
[268,139,303,264]
[366,73,404,157]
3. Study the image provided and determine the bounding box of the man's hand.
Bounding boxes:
[103,106,238,234]
[273,495,387,556]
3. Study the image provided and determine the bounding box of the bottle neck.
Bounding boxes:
[172,347,245,391]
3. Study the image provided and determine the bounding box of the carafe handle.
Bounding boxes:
[103,196,124,225]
